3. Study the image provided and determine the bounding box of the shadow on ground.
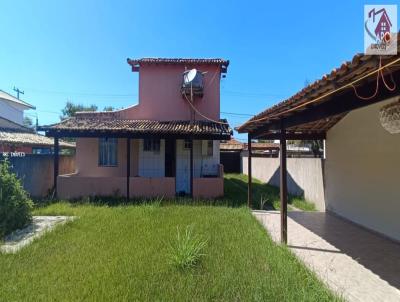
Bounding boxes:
[288,211,400,290]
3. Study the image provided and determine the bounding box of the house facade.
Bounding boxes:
[40,58,231,199]
[0,90,74,154]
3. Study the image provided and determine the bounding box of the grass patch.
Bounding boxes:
[168,225,207,269]
[0,202,337,301]
[224,173,316,211]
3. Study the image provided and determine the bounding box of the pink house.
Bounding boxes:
[40,58,231,199]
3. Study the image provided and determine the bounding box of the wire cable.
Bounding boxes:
[243,57,400,125]
[183,93,229,125]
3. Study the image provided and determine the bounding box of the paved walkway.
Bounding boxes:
[253,210,400,302]
[1,216,75,254]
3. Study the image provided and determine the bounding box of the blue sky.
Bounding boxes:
[0,0,395,141]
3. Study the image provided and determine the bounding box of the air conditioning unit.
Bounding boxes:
[181,68,204,98]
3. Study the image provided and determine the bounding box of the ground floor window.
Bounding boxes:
[99,138,118,166]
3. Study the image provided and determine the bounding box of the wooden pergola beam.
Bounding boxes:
[249,69,400,136]
[279,120,288,244]
[126,138,131,201]
[254,132,326,140]
[247,134,252,208]
[53,136,59,198]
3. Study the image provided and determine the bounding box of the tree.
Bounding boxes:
[23,116,33,128]
[60,101,98,120]
[103,106,115,112]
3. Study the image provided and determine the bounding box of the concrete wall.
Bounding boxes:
[325,98,400,241]
[3,154,75,197]
[0,100,25,125]
[242,156,326,211]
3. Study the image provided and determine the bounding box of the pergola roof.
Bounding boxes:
[39,118,232,140]
[237,34,400,139]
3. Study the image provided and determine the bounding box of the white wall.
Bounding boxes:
[0,100,25,125]
[325,98,400,241]
[242,156,325,211]
[176,140,220,194]
[138,139,165,177]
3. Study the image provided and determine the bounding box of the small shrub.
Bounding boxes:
[169,225,207,269]
[0,159,33,238]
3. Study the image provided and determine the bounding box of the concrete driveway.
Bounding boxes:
[253,210,400,302]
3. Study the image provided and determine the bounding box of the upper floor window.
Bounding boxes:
[99,138,118,166]
[143,138,160,152]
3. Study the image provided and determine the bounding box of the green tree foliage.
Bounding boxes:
[23,116,34,128]
[0,160,33,238]
[103,106,115,112]
[60,101,98,120]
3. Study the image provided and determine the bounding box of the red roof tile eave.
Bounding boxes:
[237,38,400,134]
[127,58,230,72]
[38,118,232,139]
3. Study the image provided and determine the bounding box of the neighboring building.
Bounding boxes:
[220,138,244,173]
[40,58,231,199]
[0,90,35,125]
[0,90,74,154]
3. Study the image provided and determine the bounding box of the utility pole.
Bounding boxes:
[13,87,24,99]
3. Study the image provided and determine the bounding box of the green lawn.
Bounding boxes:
[0,203,337,301]
[0,174,335,301]
[224,173,316,211]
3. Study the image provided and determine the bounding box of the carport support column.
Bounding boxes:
[190,138,194,198]
[126,138,131,201]
[247,133,252,208]
[280,119,288,244]
[53,136,59,198]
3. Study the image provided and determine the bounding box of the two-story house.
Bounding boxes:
[0,90,74,154]
[40,58,231,199]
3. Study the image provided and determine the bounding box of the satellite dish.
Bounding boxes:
[184,69,197,84]
[181,68,204,98]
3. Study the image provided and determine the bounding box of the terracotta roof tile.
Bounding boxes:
[39,118,232,139]
[0,128,75,148]
[127,58,229,67]
[237,34,400,134]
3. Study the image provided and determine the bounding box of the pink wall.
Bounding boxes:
[58,175,126,199]
[130,177,175,198]
[58,174,176,199]
[193,177,224,199]
[75,138,138,177]
[118,64,221,121]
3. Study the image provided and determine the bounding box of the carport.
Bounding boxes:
[237,38,400,244]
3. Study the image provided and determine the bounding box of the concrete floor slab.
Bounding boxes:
[1,216,75,254]
[253,210,400,302]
